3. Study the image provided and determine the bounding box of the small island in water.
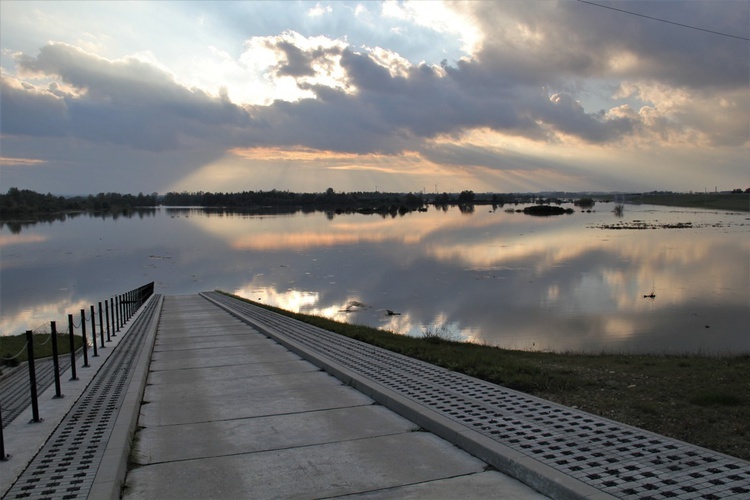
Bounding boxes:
[522,205,575,216]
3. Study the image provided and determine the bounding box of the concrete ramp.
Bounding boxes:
[124,295,544,499]
[202,292,750,499]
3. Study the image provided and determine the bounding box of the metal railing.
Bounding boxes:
[0,281,155,460]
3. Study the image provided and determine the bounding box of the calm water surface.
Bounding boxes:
[1,203,748,354]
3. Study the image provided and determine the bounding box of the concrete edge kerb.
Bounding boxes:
[200,293,614,500]
[89,294,164,500]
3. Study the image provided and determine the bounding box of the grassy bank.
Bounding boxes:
[1,333,84,368]
[223,293,750,461]
[631,192,749,212]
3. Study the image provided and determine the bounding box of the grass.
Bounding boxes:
[221,292,750,461]
[1,332,84,367]
[633,192,749,212]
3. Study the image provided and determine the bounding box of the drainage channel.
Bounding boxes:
[203,292,750,500]
[3,296,161,500]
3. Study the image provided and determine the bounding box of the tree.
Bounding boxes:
[458,190,475,204]
[574,197,596,208]
[434,192,451,206]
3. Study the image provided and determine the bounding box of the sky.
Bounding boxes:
[0,0,748,195]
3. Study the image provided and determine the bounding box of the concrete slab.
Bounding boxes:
[144,369,342,401]
[337,470,548,499]
[134,405,414,464]
[150,342,290,362]
[153,334,271,351]
[155,326,254,338]
[125,433,494,500]
[148,350,301,371]
[146,359,319,385]
[139,377,374,426]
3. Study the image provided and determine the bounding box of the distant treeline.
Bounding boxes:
[1,187,521,222]
[629,192,749,212]
[0,187,158,217]
[161,188,428,213]
[4,187,745,220]
[162,189,527,211]
[0,187,612,220]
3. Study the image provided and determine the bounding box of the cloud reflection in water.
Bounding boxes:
[188,205,750,354]
[1,205,747,354]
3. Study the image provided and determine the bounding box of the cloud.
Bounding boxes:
[0,156,47,167]
[263,31,347,85]
[1,1,747,195]
[540,92,634,143]
[6,42,251,151]
[380,0,483,56]
[0,75,70,138]
[467,1,749,89]
[308,2,332,17]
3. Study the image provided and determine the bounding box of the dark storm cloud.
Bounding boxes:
[7,43,252,151]
[540,92,634,142]
[339,51,542,138]
[467,0,749,89]
[0,76,69,137]
[270,39,344,78]
[253,46,632,151]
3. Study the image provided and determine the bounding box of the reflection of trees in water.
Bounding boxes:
[0,209,157,234]
[458,204,475,214]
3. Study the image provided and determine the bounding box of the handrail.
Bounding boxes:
[0,281,156,458]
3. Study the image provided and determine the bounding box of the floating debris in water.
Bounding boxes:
[593,221,693,230]
[340,300,368,312]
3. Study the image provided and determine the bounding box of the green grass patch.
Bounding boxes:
[1,332,84,366]
[220,291,750,461]
[689,392,742,407]
[635,193,749,212]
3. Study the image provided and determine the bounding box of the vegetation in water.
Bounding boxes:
[522,205,574,216]
[604,191,749,212]
[220,291,750,461]
[3,188,746,226]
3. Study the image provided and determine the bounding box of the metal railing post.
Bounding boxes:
[118,294,123,328]
[0,401,8,460]
[81,309,90,366]
[68,314,78,381]
[90,305,99,357]
[98,302,105,348]
[25,330,41,423]
[110,297,115,335]
[119,294,124,326]
[50,321,63,398]
[105,300,111,342]
[110,297,117,336]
